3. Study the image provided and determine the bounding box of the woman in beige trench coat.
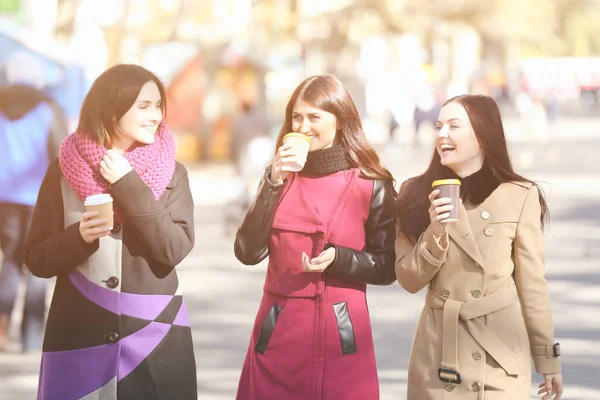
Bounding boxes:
[395,94,563,400]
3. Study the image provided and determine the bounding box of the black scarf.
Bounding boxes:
[300,145,354,177]
[448,161,500,205]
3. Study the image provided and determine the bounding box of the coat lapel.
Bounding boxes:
[470,203,491,241]
[272,173,326,234]
[272,169,358,237]
[446,183,514,267]
[446,202,485,267]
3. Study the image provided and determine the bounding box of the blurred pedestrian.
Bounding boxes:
[413,77,439,145]
[223,101,272,234]
[230,101,269,175]
[0,51,68,352]
[24,64,197,399]
[234,75,397,399]
[395,94,563,399]
[223,125,275,237]
[544,89,559,126]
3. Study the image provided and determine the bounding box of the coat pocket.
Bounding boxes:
[333,302,357,355]
[255,303,283,355]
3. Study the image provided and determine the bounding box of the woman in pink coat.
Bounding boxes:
[234,75,397,400]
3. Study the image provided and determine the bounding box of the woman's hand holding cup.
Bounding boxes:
[270,133,312,185]
[79,211,112,244]
[270,143,295,185]
[428,179,461,245]
[428,189,454,239]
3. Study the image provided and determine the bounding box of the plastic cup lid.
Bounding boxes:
[84,193,113,205]
[432,179,462,187]
[283,132,311,144]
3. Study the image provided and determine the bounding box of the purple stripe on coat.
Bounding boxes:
[37,344,119,400]
[69,269,173,320]
[173,301,190,327]
[118,321,171,381]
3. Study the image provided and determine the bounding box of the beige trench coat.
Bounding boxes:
[396,182,561,400]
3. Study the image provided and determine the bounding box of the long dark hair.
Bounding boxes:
[77,64,166,145]
[396,94,549,244]
[275,75,394,183]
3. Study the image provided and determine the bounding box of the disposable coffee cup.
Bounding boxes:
[282,133,312,172]
[432,179,461,223]
[84,194,114,229]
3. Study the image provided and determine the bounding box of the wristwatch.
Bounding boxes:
[553,343,561,357]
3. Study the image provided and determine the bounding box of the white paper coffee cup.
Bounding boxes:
[282,133,311,172]
[84,194,114,229]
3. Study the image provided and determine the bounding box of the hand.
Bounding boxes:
[100,149,133,184]
[538,373,563,400]
[428,189,454,238]
[301,248,335,273]
[79,211,112,244]
[270,143,295,185]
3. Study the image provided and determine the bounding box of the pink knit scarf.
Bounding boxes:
[59,122,176,222]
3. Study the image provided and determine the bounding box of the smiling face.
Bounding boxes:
[435,102,485,177]
[113,80,163,150]
[291,99,337,152]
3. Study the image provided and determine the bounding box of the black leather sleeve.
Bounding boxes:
[323,179,397,285]
[234,168,286,265]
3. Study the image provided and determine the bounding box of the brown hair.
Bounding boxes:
[275,75,394,183]
[76,64,166,145]
[395,94,549,244]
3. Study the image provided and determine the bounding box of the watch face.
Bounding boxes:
[553,343,561,357]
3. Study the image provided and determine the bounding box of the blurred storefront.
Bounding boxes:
[203,51,267,162]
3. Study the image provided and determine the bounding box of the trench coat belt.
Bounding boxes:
[425,285,521,379]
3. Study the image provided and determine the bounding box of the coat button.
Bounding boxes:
[472,351,482,361]
[481,211,490,220]
[471,289,482,298]
[445,383,455,392]
[474,262,481,268]
[105,277,119,289]
[107,332,120,343]
[484,227,494,236]
[441,289,450,298]
[111,223,121,234]
[472,381,481,392]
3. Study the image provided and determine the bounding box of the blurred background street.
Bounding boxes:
[1,0,600,399]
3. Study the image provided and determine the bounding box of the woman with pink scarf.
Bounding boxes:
[24,64,197,400]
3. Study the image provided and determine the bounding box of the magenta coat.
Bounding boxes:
[234,168,396,400]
